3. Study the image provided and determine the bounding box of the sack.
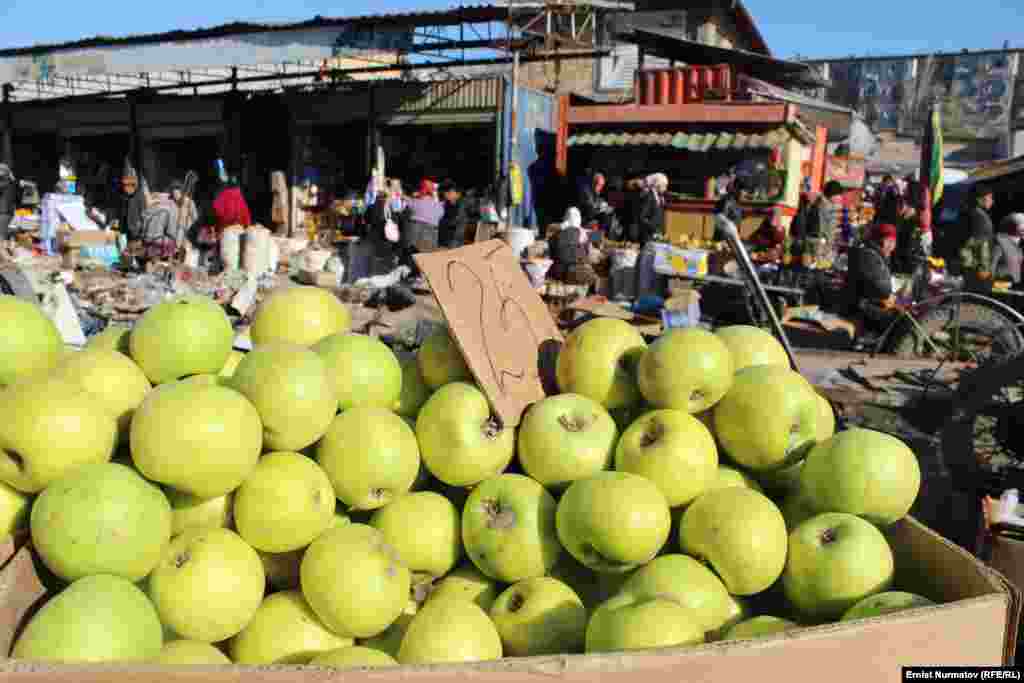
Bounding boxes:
[384,206,400,243]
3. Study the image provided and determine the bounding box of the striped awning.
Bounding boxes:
[567,126,795,150]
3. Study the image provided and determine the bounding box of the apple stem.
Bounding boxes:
[482,499,517,529]
[173,550,191,569]
[640,420,665,448]
[689,389,707,403]
[508,592,526,612]
[820,528,838,545]
[557,414,592,433]
[482,417,503,440]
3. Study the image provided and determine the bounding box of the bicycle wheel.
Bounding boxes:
[887,300,1024,364]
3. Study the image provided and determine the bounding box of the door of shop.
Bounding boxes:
[379,123,496,192]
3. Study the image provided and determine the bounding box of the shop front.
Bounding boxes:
[557,65,829,242]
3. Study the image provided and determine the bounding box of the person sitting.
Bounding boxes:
[549,207,596,287]
[992,213,1024,287]
[844,223,902,335]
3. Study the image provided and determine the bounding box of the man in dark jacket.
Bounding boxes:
[576,172,606,225]
[845,223,900,333]
[438,181,469,249]
[959,184,995,282]
[0,164,17,241]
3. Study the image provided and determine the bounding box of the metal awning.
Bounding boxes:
[567,126,796,151]
[619,27,827,89]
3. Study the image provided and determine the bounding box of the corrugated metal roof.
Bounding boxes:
[0,5,507,58]
[567,126,795,150]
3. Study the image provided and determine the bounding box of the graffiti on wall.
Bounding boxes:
[821,52,1017,140]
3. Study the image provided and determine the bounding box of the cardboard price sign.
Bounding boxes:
[414,240,563,427]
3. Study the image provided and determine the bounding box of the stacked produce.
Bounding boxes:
[0,287,930,668]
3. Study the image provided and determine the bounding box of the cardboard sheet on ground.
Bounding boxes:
[415,240,563,427]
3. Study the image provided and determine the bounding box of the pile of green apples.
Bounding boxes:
[0,287,930,669]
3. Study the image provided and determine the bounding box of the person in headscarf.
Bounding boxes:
[992,213,1024,286]
[844,222,901,333]
[169,179,198,248]
[549,207,596,286]
[0,164,17,241]
[633,173,667,245]
[403,178,445,258]
[270,170,289,236]
[211,175,252,229]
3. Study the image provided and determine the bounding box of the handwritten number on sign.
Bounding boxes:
[444,244,544,397]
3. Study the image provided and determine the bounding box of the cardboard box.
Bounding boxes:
[0,517,1017,681]
[297,269,338,288]
[57,229,117,250]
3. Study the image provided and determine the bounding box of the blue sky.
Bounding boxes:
[0,0,1020,59]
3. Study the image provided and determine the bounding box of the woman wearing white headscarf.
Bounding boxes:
[550,206,596,286]
[992,213,1024,285]
[632,173,667,245]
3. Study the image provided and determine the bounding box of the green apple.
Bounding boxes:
[227,343,337,452]
[130,381,263,500]
[153,640,231,665]
[615,409,718,508]
[417,329,472,390]
[234,452,336,553]
[311,646,398,668]
[11,574,163,663]
[783,512,895,622]
[462,474,561,583]
[710,465,763,494]
[396,355,432,418]
[489,577,587,657]
[841,591,934,621]
[816,393,836,441]
[398,597,502,664]
[359,609,417,659]
[800,428,922,526]
[638,328,734,414]
[301,524,410,639]
[219,350,245,378]
[427,562,500,611]
[229,590,353,665]
[370,491,463,579]
[249,285,351,348]
[0,479,30,537]
[0,295,63,387]
[679,488,788,596]
[619,554,736,635]
[129,295,234,384]
[723,616,799,641]
[259,549,303,590]
[585,593,704,653]
[86,323,132,355]
[52,348,152,443]
[557,471,671,574]
[148,527,266,642]
[316,407,420,511]
[556,317,647,411]
[715,325,790,373]
[166,489,234,537]
[313,333,402,411]
[713,365,819,472]
[518,393,617,491]
[416,382,515,487]
[0,375,117,493]
[30,462,171,582]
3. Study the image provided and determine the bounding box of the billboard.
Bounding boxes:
[819,51,1017,140]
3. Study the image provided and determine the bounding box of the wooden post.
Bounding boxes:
[809,125,828,194]
[555,93,570,177]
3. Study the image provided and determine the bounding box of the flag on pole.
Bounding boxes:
[920,104,944,208]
